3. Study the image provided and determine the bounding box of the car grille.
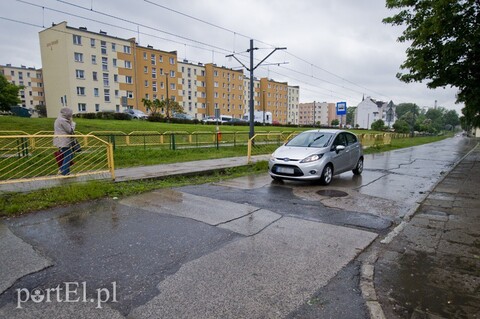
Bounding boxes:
[271,164,304,176]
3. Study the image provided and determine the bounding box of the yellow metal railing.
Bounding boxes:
[0,134,114,185]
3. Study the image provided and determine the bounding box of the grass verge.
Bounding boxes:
[0,161,268,218]
[363,135,450,154]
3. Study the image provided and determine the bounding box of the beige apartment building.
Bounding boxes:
[135,45,182,114]
[260,78,288,124]
[299,102,338,126]
[39,21,134,117]
[178,61,207,119]
[287,85,300,125]
[243,77,261,118]
[0,64,45,110]
[205,64,244,119]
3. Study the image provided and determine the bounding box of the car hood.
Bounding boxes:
[273,145,328,161]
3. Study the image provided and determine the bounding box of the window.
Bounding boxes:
[152,81,157,92]
[74,52,83,62]
[159,68,164,75]
[113,59,117,67]
[10,70,14,76]
[115,90,119,98]
[160,82,164,89]
[75,70,85,79]
[152,68,156,78]
[73,35,82,45]
[78,103,86,112]
[143,52,147,59]
[151,54,156,65]
[144,80,149,87]
[159,55,163,62]
[127,91,134,99]
[214,70,218,76]
[101,41,107,55]
[125,76,133,84]
[92,71,98,81]
[113,74,118,82]
[111,43,116,51]
[123,45,131,54]
[91,55,97,64]
[103,73,109,86]
[95,104,100,112]
[124,61,132,69]
[94,88,99,97]
[144,66,148,73]
[170,70,175,77]
[214,92,219,98]
[169,57,175,65]
[102,57,108,71]
[214,82,218,88]
[104,89,110,102]
[76,87,85,95]
[90,38,95,47]
[170,83,176,90]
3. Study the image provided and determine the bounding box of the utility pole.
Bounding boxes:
[227,40,286,139]
[165,75,170,119]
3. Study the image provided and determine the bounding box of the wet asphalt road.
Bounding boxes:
[0,136,476,318]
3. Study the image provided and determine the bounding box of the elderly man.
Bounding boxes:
[53,107,76,175]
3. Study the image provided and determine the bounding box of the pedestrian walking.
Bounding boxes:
[53,107,76,175]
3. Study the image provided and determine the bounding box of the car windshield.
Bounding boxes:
[285,132,334,148]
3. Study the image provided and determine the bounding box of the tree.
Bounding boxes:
[141,98,153,113]
[396,103,417,119]
[383,0,480,128]
[346,107,356,126]
[444,110,460,128]
[393,119,410,133]
[148,98,184,118]
[371,119,386,131]
[0,74,22,112]
[35,105,47,117]
[331,119,339,126]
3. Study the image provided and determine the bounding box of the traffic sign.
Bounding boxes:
[336,102,347,115]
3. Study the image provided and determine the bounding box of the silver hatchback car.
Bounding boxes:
[269,129,364,185]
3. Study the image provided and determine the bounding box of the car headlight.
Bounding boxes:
[270,153,276,161]
[300,154,323,163]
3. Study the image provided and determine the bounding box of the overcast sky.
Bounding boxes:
[0,0,463,113]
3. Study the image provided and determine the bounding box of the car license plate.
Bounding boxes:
[277,167,294,174]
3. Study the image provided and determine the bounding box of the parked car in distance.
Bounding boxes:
[269,129,364,185]
[124,109,148,119]
[201,116,218,123]
[172,113,194,120]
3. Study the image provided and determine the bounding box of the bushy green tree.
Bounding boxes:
[371,119,386,131]
[331,119,339,126]
[393,119,410,133]
[384,0,480,129]
[0,74,22,112]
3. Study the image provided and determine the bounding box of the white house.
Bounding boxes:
[355,96,396,129]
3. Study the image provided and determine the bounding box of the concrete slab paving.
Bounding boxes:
[213,174,273,189]
[129,217,377,319]
[119,189,259,226]
[0,223,52,295]
[217,209,281,236]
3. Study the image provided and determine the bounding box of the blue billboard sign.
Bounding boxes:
[336,102,347,115]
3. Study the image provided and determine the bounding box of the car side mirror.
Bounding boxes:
[335,145,346,153]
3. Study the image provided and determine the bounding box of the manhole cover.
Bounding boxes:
[316,190,349,197]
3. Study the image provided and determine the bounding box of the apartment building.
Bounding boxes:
[260,78,288,124]
[0,64,45,110]
[135,45,181,114]
[178,60,206,119]
[39,21,134,117]
[205,64,244,119]
[298,102,333,126]
[243,77,261,118]
[287,85,300,125]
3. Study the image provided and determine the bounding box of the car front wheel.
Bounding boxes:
[319,164,333,185]
[353,157,363,175]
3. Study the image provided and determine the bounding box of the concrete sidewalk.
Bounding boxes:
[114,155,269,182]
[374,143,480,318]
